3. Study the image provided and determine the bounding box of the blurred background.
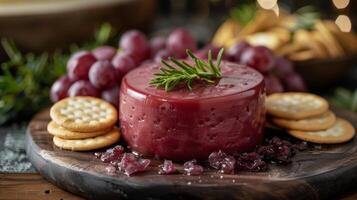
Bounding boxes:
[0,0,357,125]
[0,0,355,51]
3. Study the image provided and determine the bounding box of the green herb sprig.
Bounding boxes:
[289,6,320,33]
[329,87,357,112]
[150,48,224,91]
[229,4,257,27]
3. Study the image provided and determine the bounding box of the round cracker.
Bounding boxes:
[272,111,336,131]
[47,121,113,139]
[53,128,120,151]
[50,96,117,132]
[266,92,329,120]
[288,118,355,144]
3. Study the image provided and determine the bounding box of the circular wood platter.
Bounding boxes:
[26,108,357,200]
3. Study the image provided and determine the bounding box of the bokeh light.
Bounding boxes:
[335,15,352,32]
[257,0,277,10]
[332,0,350,9]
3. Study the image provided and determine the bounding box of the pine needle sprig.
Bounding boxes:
[150,48,224,91]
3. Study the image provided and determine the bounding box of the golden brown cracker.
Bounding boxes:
[288,118,355,144]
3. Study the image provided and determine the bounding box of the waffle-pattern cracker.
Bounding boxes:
[50,96,117,132]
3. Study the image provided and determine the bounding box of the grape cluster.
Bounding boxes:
[50,28,198,107]
[51,28,306,107]
[227,41,306,94]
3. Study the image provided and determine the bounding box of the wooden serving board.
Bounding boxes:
[26,108,357,200]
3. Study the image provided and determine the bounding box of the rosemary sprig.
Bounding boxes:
[289,6,320,33]
[150,48,224,91]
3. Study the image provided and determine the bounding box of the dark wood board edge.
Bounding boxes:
[25,109,357,200]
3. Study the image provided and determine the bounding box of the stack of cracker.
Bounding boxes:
[48,96,120,151]
[266,92,355,144]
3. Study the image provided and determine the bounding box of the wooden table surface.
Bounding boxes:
[0,173,83,200]
[1,172,357,200]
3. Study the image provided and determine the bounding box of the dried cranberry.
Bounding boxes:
[158,160,176,175]
[235,152,267,172]
[257,137,296,164]
[99,145,125,163]
[208,150,236,174]
[183,160,204,176]
[118,153,151,176]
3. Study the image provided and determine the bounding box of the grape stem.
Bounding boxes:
[150,48,224,91]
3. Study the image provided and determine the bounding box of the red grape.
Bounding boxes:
[89,60,117,89]
[67,51,97,80]
[92,46,117,60]
[119,30,150,63]
[281,73,306,92]
[149,36,166,57]
[101,86,119,108]
[274,56,294,77]
[264,74,284,94]
[154,49,172,63]
[68,80,99,97]
[240,46,275,73]
[112,52,136,80]
[50,75,73,102]
[228,41,251,62]
[166,28,197,58]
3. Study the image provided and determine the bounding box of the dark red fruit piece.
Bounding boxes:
[112,52,136,80]
[118,153,151,176]
[92,46,117,60]
[50,75,73,102]
[166,28,197,58]
[119,30,150,63]
[281,73,307,92]
[67,51,97,80]
[68,80,99,97]
[158,160,176,175]
[154,49,172,63]
[99,145,125,163]
[150,36,166,57]
[257,137,296,164]
[235,152,267,171]
[89,60,117,89]
[227,41,251,62]
[183,160,204,176]
[265,74,284,94]
[240,46,275,73]
[208,150,236,174]
[101,86,119,108]
[274,56,294,77]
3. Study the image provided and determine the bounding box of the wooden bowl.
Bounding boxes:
[294,55,357,89]
[0,0,156,52]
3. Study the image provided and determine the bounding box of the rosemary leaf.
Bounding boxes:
[150,48,225,91]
